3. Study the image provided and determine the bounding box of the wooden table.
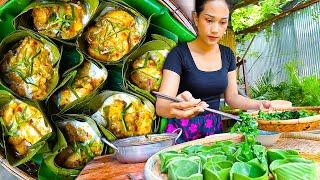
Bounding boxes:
[77,155,145,180]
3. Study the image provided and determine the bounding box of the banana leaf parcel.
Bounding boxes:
[43,114,104,177]
[0,90,53,166]
[47,58,107,114]
[0,30,61,101]
[85,90,157,138]
[123,34,176,103]
[15,0,99,45]
[77,0,148,65]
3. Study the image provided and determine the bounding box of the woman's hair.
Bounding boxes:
[195,0,234,15]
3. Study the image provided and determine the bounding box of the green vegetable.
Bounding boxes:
[257,110,316,120]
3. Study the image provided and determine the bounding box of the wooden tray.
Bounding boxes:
[144,132,320,180]
[77,155,145,180]
[254,106,320,132]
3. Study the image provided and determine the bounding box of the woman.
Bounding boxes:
[156,0,272,143]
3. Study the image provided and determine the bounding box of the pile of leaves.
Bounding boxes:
[249,61,320,106]
[257,110,316,120]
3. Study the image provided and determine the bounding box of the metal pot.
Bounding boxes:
[102,128,182,164]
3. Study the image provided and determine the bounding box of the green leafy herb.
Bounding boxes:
[257,110,315,120]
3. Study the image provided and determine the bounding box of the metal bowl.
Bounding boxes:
[102,128,182,164]
[256,130,281,146]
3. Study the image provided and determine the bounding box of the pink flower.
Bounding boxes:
[189,123,198,133]
[180,119,189,127]
[205,119,213,129]
[166,124,176,133]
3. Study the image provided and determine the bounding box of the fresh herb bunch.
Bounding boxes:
[231,113,259,142]
[231,113,260,162]
[258,110,315,120]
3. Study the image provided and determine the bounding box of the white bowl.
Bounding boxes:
[256,130,281,146]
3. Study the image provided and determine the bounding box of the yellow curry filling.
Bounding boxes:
[86,10,142,62]
[130,50,169,92]
[55,121,103,169]
[32,2,85,39]
[0,99,52,158]
[102,97,153,138]
[54,61,107,109]
[0,36,54,100]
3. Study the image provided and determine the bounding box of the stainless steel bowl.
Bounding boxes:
[102,128,182,163]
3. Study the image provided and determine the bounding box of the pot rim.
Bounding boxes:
[112,128,182,147]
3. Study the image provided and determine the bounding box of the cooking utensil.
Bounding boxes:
[102,128,182,164]
[152,91,241,121]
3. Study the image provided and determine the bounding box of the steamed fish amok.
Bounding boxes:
[85,9,143,62]
[53,60,107,110]
[55,120,104,169]
[0,99,52,158]
[32,1,86,40]
[0,36,57,100]
[130,50,169,92]
[92,93,154,138]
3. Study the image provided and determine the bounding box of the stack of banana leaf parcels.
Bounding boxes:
[0,0,178,178]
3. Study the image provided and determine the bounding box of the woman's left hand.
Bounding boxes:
[258,100,272,110]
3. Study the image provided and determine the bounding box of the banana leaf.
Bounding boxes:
[269,157,317,180]
[230,159,268,180]
[46,59,107,114]
[77,0,148,65]
[14,0,99,45]
[0,30,61,101]
[59,47,84,77]
[267,149,299,163]
[44,114,104,177]
[147,23,179,44]
[85,90,158,138]
[0,90,53,166]
[203,160,233,180]
[167,157,203,180]
[159,151,186,173]
[123,34,177,103]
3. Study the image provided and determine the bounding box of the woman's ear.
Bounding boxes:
[192,11,198,26]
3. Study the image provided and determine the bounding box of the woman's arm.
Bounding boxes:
[224,70,270,110]
[156,70,208,119]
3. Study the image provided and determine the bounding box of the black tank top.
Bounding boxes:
[163,43,236,110]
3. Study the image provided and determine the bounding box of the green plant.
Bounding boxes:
[249,61,320,106]
[231,0,294,43]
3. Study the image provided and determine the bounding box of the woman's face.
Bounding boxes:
[195,0,229,45]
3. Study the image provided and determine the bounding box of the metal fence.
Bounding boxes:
[238,1,320,86]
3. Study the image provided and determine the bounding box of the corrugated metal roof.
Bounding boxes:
[239,1,320,86]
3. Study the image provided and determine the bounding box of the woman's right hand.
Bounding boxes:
[169,91,209,119]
